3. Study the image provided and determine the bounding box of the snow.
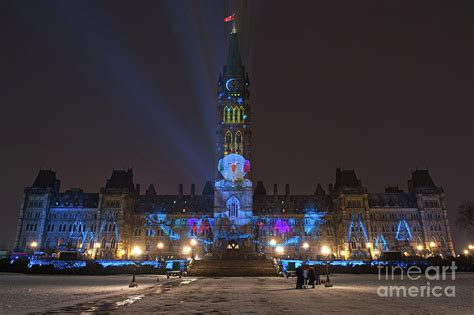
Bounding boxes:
[0,273,158,313]
[0,273,473,313]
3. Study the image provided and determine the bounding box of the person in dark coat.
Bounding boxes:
[314,266,321,285]
[307,267,316,288]
[295,266,304,289]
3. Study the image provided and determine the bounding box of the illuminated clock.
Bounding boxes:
[225,78,240,91]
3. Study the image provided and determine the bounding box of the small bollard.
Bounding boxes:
[129,273,138,288]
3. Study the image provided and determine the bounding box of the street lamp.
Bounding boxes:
[182,246,191,257]
[30,241,38,249]
[429,241,436,248]
[131,246,142,259]
[270,239,277,257]
[190,239,197,259]
[463,249,469,255]
[157,242,164,261]
[320,245,333,287]
[302,242,309,260]
[468,244,474,250]
[94,243,101,259]
[276,245,284,257]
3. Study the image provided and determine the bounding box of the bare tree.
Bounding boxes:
[456,201,474,236]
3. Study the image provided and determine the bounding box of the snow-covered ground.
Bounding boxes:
[1,273,473,314]
[0,273,160,313]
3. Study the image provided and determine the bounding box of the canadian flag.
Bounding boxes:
[224,13,235,22]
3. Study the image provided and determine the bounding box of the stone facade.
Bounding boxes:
[14,30,455,260]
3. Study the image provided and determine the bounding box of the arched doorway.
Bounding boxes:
[226,240,240,258]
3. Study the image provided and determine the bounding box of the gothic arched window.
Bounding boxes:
[235,130,243,154]
[351,237,357,249]
[224,131,232,154]
[110,238,116,249]
[226,196,240,217]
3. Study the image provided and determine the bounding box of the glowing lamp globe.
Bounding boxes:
[30,241,38,249]
[157,242,164,249]
[182,246,191,254]
[429,242,436,248]
[464,249,469,255]
[302,242,309,249]
[321,245,331,256]
[469,245,474,250]
[269,239,277,246]
[131,246,142,257]
[417,245,423,251]
[275,246,284,254]
[190,239,197,246]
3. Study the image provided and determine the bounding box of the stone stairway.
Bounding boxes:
[187,258,278,277]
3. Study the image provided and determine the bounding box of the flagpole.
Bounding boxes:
[232,14,237,33]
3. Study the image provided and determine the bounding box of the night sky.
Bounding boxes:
[0,1,472,250]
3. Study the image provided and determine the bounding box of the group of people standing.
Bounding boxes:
[295,265,322,289]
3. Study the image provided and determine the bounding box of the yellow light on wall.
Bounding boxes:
[302,242,309,249]
[157,242,164,249]
[275,246,284,254]
[374,249,380,255]
[417,245,423,251]
[429,242,436,248]
[94,243,101,249]
[190,239,197,246]
[366,243,372,248]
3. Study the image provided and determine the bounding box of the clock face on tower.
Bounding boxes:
[225,78,240,91]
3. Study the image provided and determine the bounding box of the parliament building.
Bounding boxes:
[14,29,455,260]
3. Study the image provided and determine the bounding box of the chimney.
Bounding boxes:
[178,184,183,197]
[190,184,195,198]
[285,184,290,196]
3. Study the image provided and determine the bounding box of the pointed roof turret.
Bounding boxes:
[145,184,157,196]
[224,32,244,75]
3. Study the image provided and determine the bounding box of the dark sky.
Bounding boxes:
[0,1,472,250]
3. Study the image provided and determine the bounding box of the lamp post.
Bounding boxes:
[94,243,101,259]
[131,246,142,260]
[366,242,373,260]
[416,245,424,257]
[182,245,191,258]
[270,239,276,257]
[276,245,284,258]
[302,242,309,261]
[190,239,197,260]
[321,245,333,287]
[157,242,164,261]
[429,242,436,257]
[29,241,38,257]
